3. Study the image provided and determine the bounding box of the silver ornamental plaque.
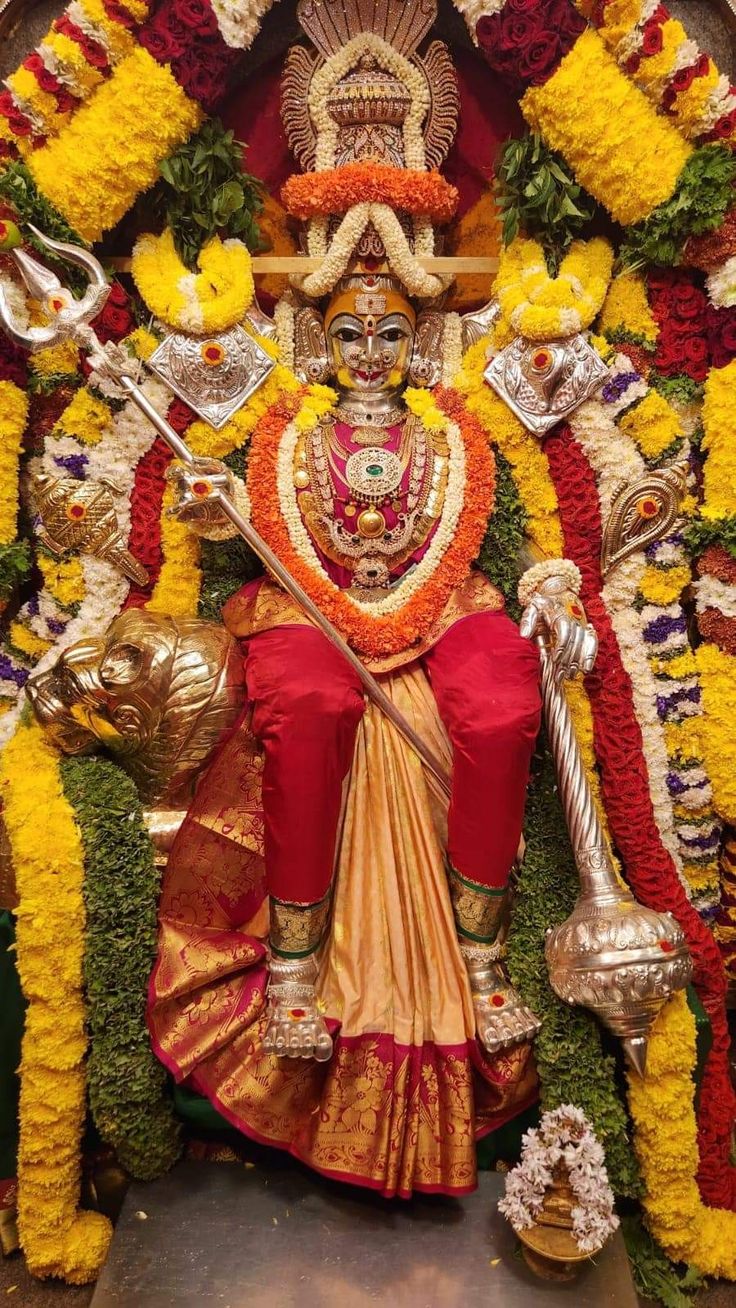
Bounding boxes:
[149,323,276,430]
[484,333,610,437]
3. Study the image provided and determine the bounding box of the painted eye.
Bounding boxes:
[379,328,404,343]
[335,328,362,342]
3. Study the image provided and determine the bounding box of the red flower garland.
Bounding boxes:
[475,0,586,98]
[124,436,172,608]
[545,421,736,1210]
[137,0,242,112]
[647,268,711,382]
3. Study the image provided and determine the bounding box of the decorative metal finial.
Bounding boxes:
[537,639,692,1074]
[601,460,689,579]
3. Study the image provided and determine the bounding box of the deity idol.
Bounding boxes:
[131,0,597,1193]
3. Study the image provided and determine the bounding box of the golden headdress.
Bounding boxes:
[280,0,460,300]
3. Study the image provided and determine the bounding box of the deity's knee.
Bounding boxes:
[277,677,365,746]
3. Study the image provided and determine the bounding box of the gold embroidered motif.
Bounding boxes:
[448,866,505,943]
[270,891,332,958]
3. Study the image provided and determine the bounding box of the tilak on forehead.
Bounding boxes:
[325,278,417,329]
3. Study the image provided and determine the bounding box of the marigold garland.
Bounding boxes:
[131,227,255,334]
[598,271,659,347]
[281,164,458,223]
[246,383,495,657]
[521,29,692,227]
[627,991,736,1279]
[0,381,28,551]
[29,47,202,242]
[0,722,112,1282]
[53,387,112,447]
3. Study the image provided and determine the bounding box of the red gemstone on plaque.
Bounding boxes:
[192,481,210,496]
[570,601,583,618]
[533,350,550,369]
[289,1009,306,1019]
[659,939,674,953]
[491,994,505,1008]
[50,296,64,312]
[640,498,658,517]
[69,503,85,519]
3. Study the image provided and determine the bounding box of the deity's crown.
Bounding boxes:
[280,0,460,300]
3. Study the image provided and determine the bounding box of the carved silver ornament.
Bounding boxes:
[484,334,610,437]
[148,325,275,430]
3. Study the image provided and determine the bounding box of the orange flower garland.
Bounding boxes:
[247,385,495,658]
[281,163,459,223]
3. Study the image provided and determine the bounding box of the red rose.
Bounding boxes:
[499,10,543,49]
[625,52,641,75]
[682,335,708,364]
[718,316,736,355]
[151,10,190,54]
[103,0,138,30]
[55,88,78,114]
[696,52,710,76]
[174,0,219,32]
[139,24,182,61]
[519,35,561,83]
[24,53,59,94]
[505,0,538,13]
[641,22,663,56]
[171,45,235,110]
[671,64,697,94]
[108,280,130,308]
[167,398,196,433]
[94,303,134,342]
[673,282,706,319]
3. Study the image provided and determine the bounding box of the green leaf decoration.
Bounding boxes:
[620,145,736,269]
[494,132,599,269]
[153,118,265,271]
[61,756,181,1180]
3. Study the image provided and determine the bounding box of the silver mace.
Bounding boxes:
[0,227,451,798]
[537,636,692,1076]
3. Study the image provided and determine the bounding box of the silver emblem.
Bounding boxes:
[484,334,609,438]
[149,324,276,430]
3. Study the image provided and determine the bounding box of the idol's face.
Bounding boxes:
[324,289,416,394]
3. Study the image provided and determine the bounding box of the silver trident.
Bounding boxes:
[0,228,451,796]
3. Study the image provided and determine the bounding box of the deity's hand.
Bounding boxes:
[166,457,246,540]
[518,560,598,681]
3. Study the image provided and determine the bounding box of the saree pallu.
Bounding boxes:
[147,662,537,1197]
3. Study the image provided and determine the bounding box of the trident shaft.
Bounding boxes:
[0,227,451,798]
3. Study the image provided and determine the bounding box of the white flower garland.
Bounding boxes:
[297,202,448,299]
[440,312,463,387]
[499,1105,619,1256]
[517,558,582,608]
[309,34,429,172]
[275,407,465,618]
[273,296,296,371]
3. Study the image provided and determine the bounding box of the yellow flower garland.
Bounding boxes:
[597,271,659,345]
[131,228,255,335]
[30,47,202,242]
[494,236,613,341]
[521,29,692,227]
[0,722,111,1282]
[627,990,736,1278]
[54,388,112,447]
[696,643,736,823]
[618,390,682,461]
[146,485,202,618]
[701,361,736,520]
[0,381,28,547]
